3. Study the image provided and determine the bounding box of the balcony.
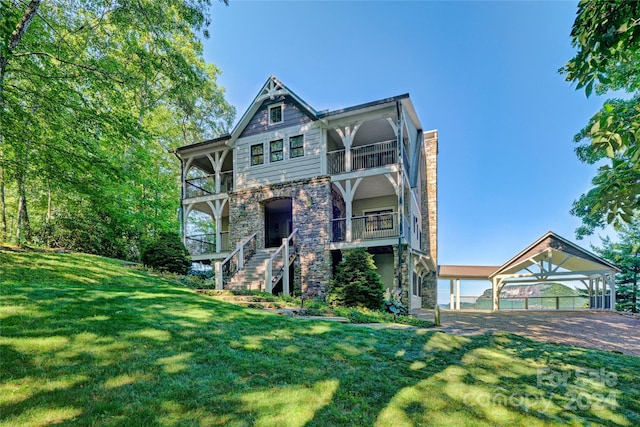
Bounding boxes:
[327,139,397,175]
[185,231,231,256]
[185,171,233,199]
[331,212,399,243]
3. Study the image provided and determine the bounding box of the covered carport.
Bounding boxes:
[438,231,620,312]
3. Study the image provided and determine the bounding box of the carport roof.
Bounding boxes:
[490,231,620,278]
[438,231,620,281]
[438,265,500,280]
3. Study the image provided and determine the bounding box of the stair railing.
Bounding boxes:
[264,229,298,295]
[215,232,257,290]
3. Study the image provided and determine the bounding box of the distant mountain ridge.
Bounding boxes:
[480,282,579,299]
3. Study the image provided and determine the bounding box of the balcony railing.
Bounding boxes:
[331,212,399,242]
[327,139,398,174]
[186,175,215,198]
[185,231,231,255]
[185,171,233,198]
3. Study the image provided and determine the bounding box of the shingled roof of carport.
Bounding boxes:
[438,265,500,281]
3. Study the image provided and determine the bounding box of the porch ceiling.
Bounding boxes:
[352,174,397,199]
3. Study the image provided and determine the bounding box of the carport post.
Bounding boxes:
[456,279,461,310]
[449,280,454,310]
[610,274,616,311]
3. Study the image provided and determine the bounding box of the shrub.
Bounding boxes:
[141,232,191,275]
[328,248,385,310]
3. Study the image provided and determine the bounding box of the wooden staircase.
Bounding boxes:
[226,248,277,291]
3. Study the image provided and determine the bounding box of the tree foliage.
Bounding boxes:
[141,232,191,275]
[592,218,640,313]
[562,0,640,236]
[328,248,385,310]
[0,0,234,257]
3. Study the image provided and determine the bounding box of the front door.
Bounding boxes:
[264,198,292,248]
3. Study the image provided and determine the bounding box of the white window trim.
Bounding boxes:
[268,103,284,126]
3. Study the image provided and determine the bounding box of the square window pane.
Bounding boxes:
[290,135,304,158]
[270,106,282,124]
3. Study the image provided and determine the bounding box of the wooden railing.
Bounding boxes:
[215,233,256,290]
[352,139,397,171]
[186,175,215,198]
[331,213,399,242]
[185,234,216,255]
[264,229,298,295]
[220,171,233,192]
[185,171,233,198]
[184,231,231,255]
[327,139,398,174]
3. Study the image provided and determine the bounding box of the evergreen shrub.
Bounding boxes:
[141,232,191,274]
[328,248,385,310]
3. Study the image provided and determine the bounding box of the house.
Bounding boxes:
[172,76,438,310]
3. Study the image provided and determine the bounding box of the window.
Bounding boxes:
[270,139,283,162]
[365,209,394,231]
[251,144,264,166]
[269,104,283,125]
[290,135,304,158]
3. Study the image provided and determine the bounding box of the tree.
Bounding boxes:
[562,0,640,236]
[328,248,385,310]
[592,218,640,313]
[0,1,234,257]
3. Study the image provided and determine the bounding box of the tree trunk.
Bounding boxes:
[0,165,6,242]
[0,0,42,101]
[16,181,31,245]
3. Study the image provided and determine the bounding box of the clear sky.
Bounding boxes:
[203,0,611,300]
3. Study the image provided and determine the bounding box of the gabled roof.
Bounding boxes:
[490,231,620,278]
[174,75,422,153]
[228,75,318,145]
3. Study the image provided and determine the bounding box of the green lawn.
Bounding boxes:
[1,249,639,426]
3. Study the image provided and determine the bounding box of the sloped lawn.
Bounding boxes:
[1,249,639,426]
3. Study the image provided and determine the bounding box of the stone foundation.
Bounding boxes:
[229,177,332,296]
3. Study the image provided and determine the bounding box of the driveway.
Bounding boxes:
[414,310,640,356]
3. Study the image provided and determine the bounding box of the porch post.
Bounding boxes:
[215,261,223,290]
[283,238,290,297]
[215,216,222,253]
[265,259,272,294]
[334,178,362,243]
[595,278,600,309]
[456,279,461,310]
[336,124,361,173]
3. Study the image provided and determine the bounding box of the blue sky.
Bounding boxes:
[203,1,610,299]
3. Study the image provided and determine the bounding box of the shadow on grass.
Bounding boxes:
[1,250,639,426]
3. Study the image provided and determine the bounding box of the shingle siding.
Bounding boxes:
[240,96,313,138]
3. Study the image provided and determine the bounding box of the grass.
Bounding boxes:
[1,248,639,426]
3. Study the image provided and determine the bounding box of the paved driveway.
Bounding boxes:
[415,310,640,356]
